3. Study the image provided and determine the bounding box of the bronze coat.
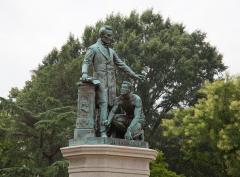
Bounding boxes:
[82,39,135,106]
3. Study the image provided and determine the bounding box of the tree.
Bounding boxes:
[150,151,184,177]
[0,36,79,176]
[163,76,240,177]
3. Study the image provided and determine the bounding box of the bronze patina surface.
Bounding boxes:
[70,25,146,147]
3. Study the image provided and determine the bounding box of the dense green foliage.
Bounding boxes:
[0,37,79,176]
[0,9,226,176]
[150,151,184,177]
[163,76,240,177]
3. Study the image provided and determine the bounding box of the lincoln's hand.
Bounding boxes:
[103,119,111,127]
[134,74,145,81]
[81,73,88,80]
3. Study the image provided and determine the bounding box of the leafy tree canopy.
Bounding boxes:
[150,151,184,177]
[163,76,240,177]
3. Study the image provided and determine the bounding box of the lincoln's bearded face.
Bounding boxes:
[101,30,113,46]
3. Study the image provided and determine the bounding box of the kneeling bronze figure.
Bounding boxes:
[105,81,145,140]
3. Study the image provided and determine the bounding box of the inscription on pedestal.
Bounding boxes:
[69,137,149,148]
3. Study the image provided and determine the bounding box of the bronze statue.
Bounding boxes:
[105,81,145,140]
[81,25,144,137]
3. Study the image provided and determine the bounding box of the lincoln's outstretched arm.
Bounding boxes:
[113,51,145,80]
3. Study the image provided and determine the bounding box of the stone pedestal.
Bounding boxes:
[61,145,157,177]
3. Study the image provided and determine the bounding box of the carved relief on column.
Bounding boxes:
[76,82,95,129]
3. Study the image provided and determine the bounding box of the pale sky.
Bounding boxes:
[0,0,239,98]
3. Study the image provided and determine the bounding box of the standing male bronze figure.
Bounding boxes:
[81,25,144,137]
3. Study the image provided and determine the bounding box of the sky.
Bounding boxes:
[0,0,239,98]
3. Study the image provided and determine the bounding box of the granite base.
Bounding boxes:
[61,144,157,177]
